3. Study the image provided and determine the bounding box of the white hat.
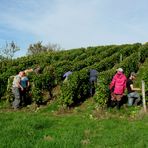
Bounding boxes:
[116,68,123,72]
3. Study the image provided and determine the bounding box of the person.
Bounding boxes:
[109,68,127,109]
[12,71,24,109]
[126,72,141,106]
[47,80,53,99]
[34,66,41,74]
[89,69,98,96]
[20,71,30,106]
[63,71,72,83]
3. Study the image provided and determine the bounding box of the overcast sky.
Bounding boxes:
[0,0,148,57]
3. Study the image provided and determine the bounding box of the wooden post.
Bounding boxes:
[138,51,141,62]
[142,80,147,112]
[120,54,122,62]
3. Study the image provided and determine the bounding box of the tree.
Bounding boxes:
[27,41,61,55]
[0,41,20,59]
[46,43,61,51]
[27,41,46,55]
[0,55,5,61]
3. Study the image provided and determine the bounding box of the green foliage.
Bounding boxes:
[139,43,148,63]
[4,75,15,102]
[29,74,43,103]
[94,69,115,105]
[26,65,57,103]
[0,43,148,107]
[60,69,90,106]
[31,85,43,103]
[118,52,140,76]
[136,58,148,96]
[0,76,6,99]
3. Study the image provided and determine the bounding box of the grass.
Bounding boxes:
[0,99,148,148]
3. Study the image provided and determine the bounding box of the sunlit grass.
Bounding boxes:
[0,100,148,148]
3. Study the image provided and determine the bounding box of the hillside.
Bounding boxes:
[0,42,148,108]
[0,42,148,147]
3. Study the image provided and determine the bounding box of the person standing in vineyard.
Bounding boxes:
[12,71,24,109]
[126,72,141,106]
[20,71,30,106]
[109,68,127,109]
[89,69,98,97]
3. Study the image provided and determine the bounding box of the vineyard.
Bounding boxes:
[0,42,148,108]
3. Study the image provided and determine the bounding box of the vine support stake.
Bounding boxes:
[120,54,122,62]
[138,51,141,63]
[142,80,147,112]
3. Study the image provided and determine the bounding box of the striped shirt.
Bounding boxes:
[12,75,21,88]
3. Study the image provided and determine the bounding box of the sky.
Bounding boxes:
[0,0,148,57]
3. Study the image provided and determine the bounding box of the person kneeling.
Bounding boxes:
[126,72,141,106]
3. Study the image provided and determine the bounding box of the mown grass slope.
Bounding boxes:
[0,98,148,148]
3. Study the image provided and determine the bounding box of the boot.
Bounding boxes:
[116,101,121,110]
[110,100,117,107]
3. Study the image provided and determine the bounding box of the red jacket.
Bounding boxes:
[109,72,127,95]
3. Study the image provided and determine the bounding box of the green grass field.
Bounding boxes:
[0,99,148,148]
